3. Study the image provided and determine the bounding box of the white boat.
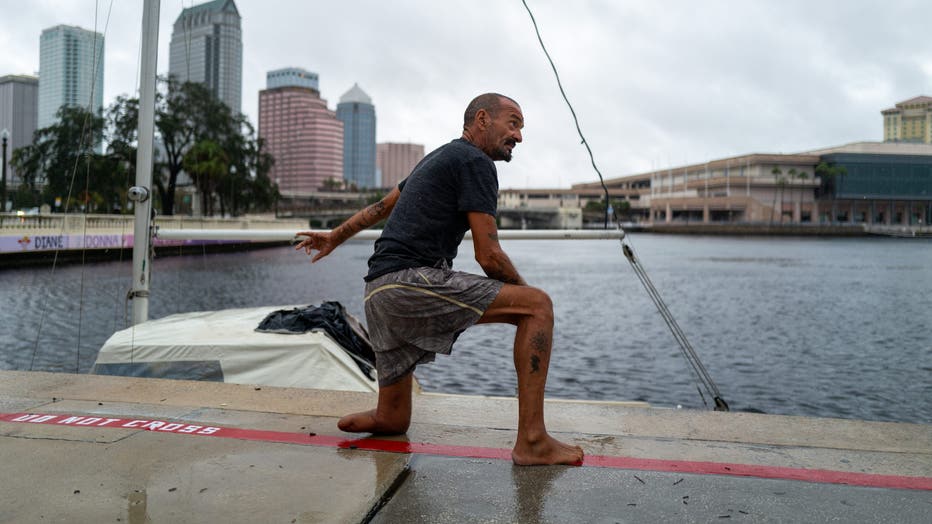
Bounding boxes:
[92,304,379,392]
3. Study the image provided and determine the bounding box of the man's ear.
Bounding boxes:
[475,108,490,129]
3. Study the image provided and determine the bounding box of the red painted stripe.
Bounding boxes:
[3,412,929,491]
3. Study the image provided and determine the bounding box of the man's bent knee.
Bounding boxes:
[483,284,553,324]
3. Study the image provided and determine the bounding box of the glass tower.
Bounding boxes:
[337,83,377,189]
[169,0,243,114]
[38,25,104,130]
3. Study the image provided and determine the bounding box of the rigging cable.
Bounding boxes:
[28,0,116,372]
[520,0,729,410]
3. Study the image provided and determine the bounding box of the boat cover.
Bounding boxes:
[91,304,378,392]
[255,301,376,380]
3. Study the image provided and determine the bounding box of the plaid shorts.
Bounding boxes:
[364,266,504,386]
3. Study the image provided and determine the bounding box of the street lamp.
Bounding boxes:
[1,128,9,213]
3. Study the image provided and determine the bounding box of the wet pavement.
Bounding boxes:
[0,370,929,523]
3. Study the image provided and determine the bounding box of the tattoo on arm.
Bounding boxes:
[364,200,386,224]
[486,259,522,285]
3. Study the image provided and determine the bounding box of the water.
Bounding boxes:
[1,235,930,424]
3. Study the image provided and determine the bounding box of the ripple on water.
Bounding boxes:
[1,237,930,424]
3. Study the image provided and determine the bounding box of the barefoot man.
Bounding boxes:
[296,93,584,466]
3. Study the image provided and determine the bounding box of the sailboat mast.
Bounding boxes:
[129,0,160,325]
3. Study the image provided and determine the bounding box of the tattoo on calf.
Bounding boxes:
[531,330,549,354]
[530,354,541,374]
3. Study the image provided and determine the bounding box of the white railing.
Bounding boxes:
[157,228,626,241]
[0,213,306,234]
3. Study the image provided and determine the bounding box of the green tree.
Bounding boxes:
[770,167,782,225]
[815,162,848,223]
[795,170,809,222]
[156,77,278,216]
[9,106,123,212]
[183,140,228,216]
[10,80,279,217]
[784,168,797,224]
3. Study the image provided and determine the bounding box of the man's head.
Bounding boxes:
[462,93,524,162]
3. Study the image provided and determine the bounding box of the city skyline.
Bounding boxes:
[1,1,931,189]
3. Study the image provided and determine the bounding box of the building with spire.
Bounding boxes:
[168,0,242,113]
[337,83,377,189]
[259,68,343,194]
[37,25,104,129]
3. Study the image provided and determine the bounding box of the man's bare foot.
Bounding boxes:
[512,433,584,466]
[337,409,408,435]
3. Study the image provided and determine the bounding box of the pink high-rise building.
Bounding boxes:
[377,142,425,189]
[259,72,343,194]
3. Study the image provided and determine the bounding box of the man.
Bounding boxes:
[296,93,584,466]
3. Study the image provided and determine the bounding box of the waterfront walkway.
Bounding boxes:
[1,370,929,522]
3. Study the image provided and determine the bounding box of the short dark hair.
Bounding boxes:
[463,93,518,127]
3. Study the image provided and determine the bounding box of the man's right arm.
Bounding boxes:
[467,211,527,286]
[295,186,400,263]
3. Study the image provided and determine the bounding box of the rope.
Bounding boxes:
[520,0,728,410]
[520,0,612,228]
[28,0,115,372]
[621,242,728,410]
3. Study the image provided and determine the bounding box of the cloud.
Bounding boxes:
[3,0,931,188]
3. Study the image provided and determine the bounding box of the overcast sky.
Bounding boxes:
[1,0,930,188]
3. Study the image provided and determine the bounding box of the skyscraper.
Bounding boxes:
[337,83,376,189]
[169,0,242,113]
[377,142,425,189]
[0,75,39,190]
[259,69,343,194]
[37,25,104,130]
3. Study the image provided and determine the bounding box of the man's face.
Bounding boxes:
[484,99,524,162]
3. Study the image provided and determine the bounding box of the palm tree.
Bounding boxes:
[796,170,809,222]
[785,168,797,224]
[770,167,782,225]
[815,162,847,224]
[183,139,228,216]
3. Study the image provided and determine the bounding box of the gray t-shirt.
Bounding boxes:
[365,138,498,282]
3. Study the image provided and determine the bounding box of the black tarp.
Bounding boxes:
[256,301,376,380]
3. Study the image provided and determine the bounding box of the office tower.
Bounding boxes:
[259,70,343,194]
[169,0,242,113]
[38,25,104,130]
[0,75,39,192]
[377,142,425,189]
[336,83,376,189]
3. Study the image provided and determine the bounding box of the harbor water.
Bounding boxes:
[1,235,929,424]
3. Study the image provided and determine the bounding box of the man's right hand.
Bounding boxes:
[295,231,337,263]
